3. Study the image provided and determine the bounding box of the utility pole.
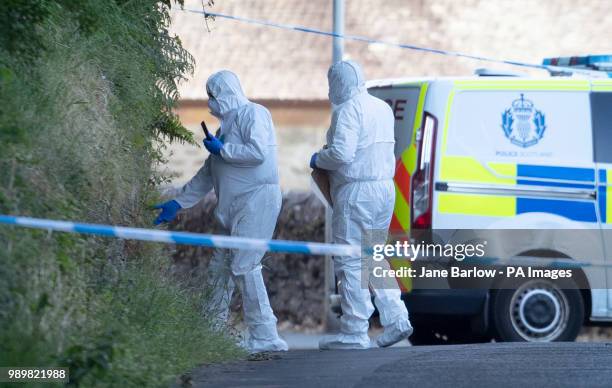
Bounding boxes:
[332,0,344,63]
[325,0,345,331]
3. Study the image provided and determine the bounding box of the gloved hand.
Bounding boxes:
[204,135,223,155]
[310,152,318,169]
[153,200,182,225]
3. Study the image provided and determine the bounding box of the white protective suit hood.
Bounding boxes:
[206,70,249,118]
[327,60,367,106]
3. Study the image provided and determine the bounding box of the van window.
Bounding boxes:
[591,92,612,163]
[446,91,593,166]
[368,87,422,159]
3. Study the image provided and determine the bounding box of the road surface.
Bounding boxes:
[182,342,612,388]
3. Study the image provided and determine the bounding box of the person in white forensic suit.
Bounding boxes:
[154,70,287,353]
[310,60,413,350]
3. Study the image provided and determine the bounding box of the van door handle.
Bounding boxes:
[436,181,596,200]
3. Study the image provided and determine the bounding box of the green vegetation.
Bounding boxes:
[0,1,242,386]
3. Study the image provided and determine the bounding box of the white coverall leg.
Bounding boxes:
[205,187,286,352]
[367,185,413,347]
[175,70,287,353]
[229,185,285,351]
[315,61,411,350]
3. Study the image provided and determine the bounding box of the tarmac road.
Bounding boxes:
[183,342,612,388]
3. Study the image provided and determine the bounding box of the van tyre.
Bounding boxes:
[491,279,584,342]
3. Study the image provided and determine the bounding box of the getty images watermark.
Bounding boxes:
[372,240,487,262]
[359,229,603,290]
[366,239,497,287]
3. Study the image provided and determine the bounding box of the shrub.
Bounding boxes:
[0,1,241,386]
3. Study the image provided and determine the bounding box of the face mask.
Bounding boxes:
[208,97,221,118]
[328,84,343,106]
[328,86,342,111]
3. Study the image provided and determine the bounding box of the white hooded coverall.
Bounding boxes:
[174,70,287,352]
[315,61,411,349]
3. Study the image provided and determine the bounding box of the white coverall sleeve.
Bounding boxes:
[174,157,213,208]
[316,104,361,170]
[219,109,268,166]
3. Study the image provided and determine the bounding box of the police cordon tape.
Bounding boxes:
[183,8,607,78]
[3,214,612,270]
[0,215,361,257]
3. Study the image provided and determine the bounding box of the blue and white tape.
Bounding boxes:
[0,215,360,257]
[183,8,607,78]
[2,215,611,269]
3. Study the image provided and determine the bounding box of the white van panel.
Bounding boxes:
[446,91,593,167]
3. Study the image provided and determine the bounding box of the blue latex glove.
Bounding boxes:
[153,200,182,225]
[310,152,318,169]
[204,135,223,155]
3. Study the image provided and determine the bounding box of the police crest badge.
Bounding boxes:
[501,94,546,148]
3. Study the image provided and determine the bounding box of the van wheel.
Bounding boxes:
[491,279,583,342]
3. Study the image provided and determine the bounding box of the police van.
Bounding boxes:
[364,55,612,344]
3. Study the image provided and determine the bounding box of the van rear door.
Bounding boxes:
[368,83,428,234]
